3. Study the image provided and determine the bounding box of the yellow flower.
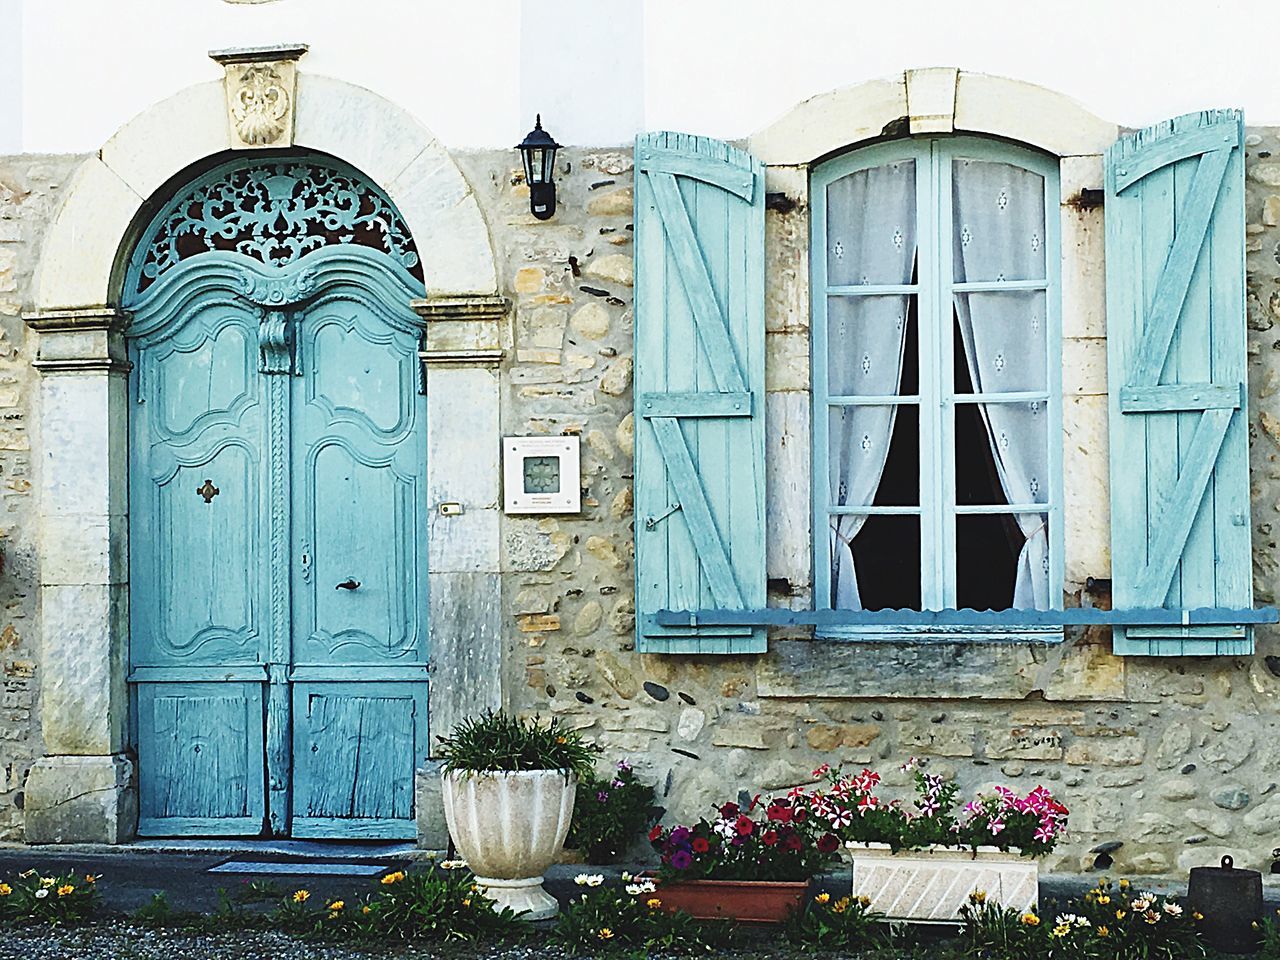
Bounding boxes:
[1052,924,1070,938]
[328,900,344,912]
[462,899,471,908]
[970,890,987,904]
[1193,911,1204,921]
[1021,913,1040,926]
[56,885,74,897]
[647,898,662,910]
[362,905,372,915]
[556,736,568,745]
[597,928,615,940]
[1097,925,1110,937]
[39,877,54,888]
[381,871,405,886]
[292,889,310,903]
[832,897,851,915]
[1097,895,1110,905]
[1119,879,1130,889]
[1116,909,1127,920]
[85,875,98,884]
[0,884,11,896]
[814,892,831,904]
[858,895,871,908]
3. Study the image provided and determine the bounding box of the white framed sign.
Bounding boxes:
[503,436,581,514]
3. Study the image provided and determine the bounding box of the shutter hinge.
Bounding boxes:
[645,502,682,530]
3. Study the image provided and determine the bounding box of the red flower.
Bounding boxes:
[793,806,808,823]
[817,833,839,854]
[784,834,803,852]
[691,836,710,853]
[719,802,740,819]
[648,825,663,842]
[766,804,793,824]
[761,830,778,847]
[735,815,755,837]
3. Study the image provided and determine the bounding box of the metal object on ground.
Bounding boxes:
[1187,855,1262,954]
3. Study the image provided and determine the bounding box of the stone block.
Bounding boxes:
[24,754,135,844]
[1064,736,1145,767]
[39,583,127,754]
[985,726,1064,760]
[415,761,449,851]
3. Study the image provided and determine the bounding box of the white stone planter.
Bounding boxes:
[441,769,577,921]
[846,842,1038,922]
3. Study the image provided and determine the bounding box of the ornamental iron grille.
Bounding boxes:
[125,153,423,299]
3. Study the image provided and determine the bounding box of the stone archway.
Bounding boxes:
[23,67,504,843]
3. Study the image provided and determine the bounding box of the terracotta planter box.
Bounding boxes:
[846,842,1038,922]
[652,877,809,923]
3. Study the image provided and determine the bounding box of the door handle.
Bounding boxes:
[335,579,360,591]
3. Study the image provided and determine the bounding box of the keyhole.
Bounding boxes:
[196,479,220,503]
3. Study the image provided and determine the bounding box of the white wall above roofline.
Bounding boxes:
[748,69,1119,165]
[31,71,499,312]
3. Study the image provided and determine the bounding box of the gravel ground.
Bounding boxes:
[0,921,855,960]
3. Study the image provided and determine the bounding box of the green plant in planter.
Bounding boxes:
[435,710,599,778]
[568,760,657,863]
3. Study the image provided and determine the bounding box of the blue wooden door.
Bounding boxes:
[126,157,427,839]
[288,280,429,839]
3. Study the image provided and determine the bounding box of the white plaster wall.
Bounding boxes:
[15,0,1280,154]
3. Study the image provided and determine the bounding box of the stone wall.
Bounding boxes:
[469,132,1280,878]
[0,154,82,839]
[6,131,1280,874]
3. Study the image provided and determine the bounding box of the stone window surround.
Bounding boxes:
[21,71,505,843]
[746,68,1119,622]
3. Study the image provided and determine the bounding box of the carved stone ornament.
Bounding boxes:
[210,44,308,150]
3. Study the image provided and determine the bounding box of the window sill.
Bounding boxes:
[814,624,1064,644]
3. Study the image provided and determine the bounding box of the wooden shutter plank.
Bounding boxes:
[1130,147,1231,387]
[639,392,752,418]
[1130,407,1232,604]
[647,171,748,394]
[650,416,745,609]
[1111,119,1239,194]
[1119,383,1240,413]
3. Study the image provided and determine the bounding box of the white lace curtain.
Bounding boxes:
[826,162,916,610]
[952,159,1051,610]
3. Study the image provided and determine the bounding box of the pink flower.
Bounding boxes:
[1034,823,1055,843]
[989,818,1006,836]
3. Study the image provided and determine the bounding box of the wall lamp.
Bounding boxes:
[517,115,560,220]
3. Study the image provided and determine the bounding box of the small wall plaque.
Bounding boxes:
[503,436,580,514]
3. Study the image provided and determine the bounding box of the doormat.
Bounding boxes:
[208,861,390,876]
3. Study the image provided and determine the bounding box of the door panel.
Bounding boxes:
[290,292,428,838]
[136,681,265,835]
[290,682,424,839]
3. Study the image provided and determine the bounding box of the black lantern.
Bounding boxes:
[517,115,560,220]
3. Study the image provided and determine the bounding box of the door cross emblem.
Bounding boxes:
[196,479,220,503]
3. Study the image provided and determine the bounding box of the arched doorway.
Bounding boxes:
[123,154,429,838]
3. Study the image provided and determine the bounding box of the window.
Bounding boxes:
[812,137,1062,616]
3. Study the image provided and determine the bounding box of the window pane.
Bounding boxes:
[830,514,920,611]
[952,290,1047,393]
[955,513,1050,611]
[954,401,1049,507]
[828,294,917,396]
[826,160,917,287]
[952,158,1046,283]
[829,405,918,508]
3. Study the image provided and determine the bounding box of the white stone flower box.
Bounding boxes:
[846,842,1038,923]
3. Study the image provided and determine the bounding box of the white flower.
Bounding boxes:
[620,872,633,882]
[1163,902,1183,916]
[439,859,467,870]
[574,873,591,887]
[713,818,736,839]
[1054,913,1089,928]
[1131,897,1152,913]
[625,884,642,896]
[34,888,48,900]
[586,874,604,887]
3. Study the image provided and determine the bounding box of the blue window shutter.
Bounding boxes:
[634,132,766,654]
[1104,110,1252,655]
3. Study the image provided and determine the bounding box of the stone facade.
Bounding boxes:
[7,109,1280,876]
[0,155,83,839]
